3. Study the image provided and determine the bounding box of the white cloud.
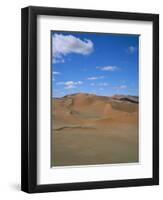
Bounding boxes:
[53,71,61,75]
[114,85,127,90]
[65,85,76,89]
[56,80,83,89]
[90,82,108,86]
[98,83,108,86]
[52,34,94,63]
[127,46,137,54]
[87,76,104,80]
[64,81,74,86]
[96,66,118,71]
[65,81,83,86]
[119,85,127,89]
[77,81,83,85]
[53,57,65,64]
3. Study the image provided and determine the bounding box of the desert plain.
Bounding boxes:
[51,93,139,166]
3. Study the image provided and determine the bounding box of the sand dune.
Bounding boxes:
[52,93,139,166]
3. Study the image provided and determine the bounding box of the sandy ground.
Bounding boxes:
[51,93,139,166]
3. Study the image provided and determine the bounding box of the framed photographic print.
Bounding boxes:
[21,6,159,193]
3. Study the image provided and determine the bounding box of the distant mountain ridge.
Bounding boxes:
[112,95,139,103]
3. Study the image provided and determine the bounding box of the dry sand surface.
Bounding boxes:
[51,93,139,166]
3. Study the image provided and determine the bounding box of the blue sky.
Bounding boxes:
[51,31,139,98]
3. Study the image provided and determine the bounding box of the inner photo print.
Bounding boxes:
[51,31,139,167]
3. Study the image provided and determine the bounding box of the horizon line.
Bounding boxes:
[52,92,139,99]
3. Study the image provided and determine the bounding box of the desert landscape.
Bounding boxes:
[51,93,139,167]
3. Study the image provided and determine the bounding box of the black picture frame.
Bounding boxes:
[21,6,159,193]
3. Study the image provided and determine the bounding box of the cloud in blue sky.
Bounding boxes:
[90,82,108,86]
[52,34,94,63]
[127,46,137,54]
[56,81,83,90]
[87,76,104,80]
[113,85,127,90]
[53,71,61,75]
[96,66,118,71]
[52,32,139,97]
[98,83,109,86]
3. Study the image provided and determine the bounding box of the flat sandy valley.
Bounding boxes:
[51,93,139,166]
